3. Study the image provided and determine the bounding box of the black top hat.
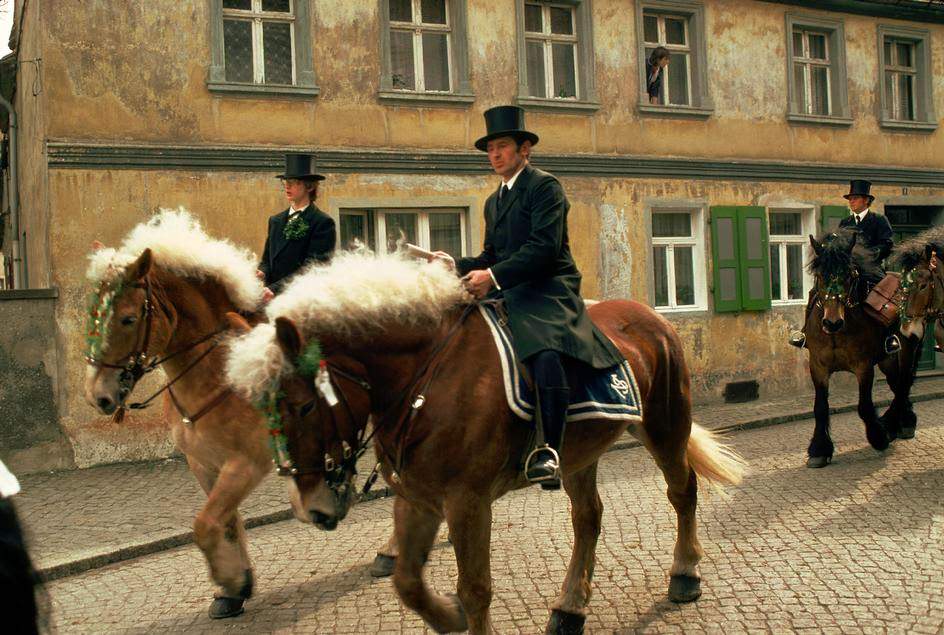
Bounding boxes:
[843,179,874,201]
[276,153,326,181]
[474,105,540,152]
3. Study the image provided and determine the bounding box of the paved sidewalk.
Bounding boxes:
[15,373,944,582]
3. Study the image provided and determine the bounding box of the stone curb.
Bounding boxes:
[38,390,944,582]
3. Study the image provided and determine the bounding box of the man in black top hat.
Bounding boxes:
[789,179,899,352]
[257,153,337,301]
[430,105,624,490]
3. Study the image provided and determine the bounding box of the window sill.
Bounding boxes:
[771,300,807,308]
[637,103,713,119]
[654,306,709,317]
[879,118,938,132]
[516,97,601,114]
[378,90,475,107]
[207,82,320,98]
[786,112,853,127]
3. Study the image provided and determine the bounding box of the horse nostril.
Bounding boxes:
[311,510,338,530]
[97,397,116,414]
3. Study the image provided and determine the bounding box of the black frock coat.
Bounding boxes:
[259,203,336,293]
[838,210,894,262]
[456,165,623,369]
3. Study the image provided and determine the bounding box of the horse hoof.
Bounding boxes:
[898,427,916,440]
[545,609,586,634]
[430,593,467,634]
[369,554,396,578]
[239,569,254,599]
[806,455,832,469]
[668,575,702,603]
[866,426,891,451]
[208,596,245,619]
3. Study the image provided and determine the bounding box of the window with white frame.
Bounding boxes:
[222,0,296,85]
[643,12,692,106]
[792,29,831,116]
[339,208,467,258]
[523,2,579,99]
[651,209,706,311]
[768,209,813,304]
[884,38,917,122]
[388,0,453,92]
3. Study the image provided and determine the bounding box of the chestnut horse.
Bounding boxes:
[226,252,745,634]
[803,229,919,469]
[82,211,375,618]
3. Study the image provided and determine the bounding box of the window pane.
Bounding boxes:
[552,43,576,98]
[885,71,895,117]
[883,40,892,65]
[223,0,251,10]
[665,17,686,45]
[674,246,695,306]
[526,40,546,98]
[787,244,804,300]
[769,212,802,236]
[807,33,827,60]
[422,32,450,91]
[792,31,803,57]
[384,213,418,254]
[223,19,253,83]
[421,0,447,25]
[389,0,412,22]
[652,213,691,238]
[525,3,543,32]
[643,15,658,44]
[391,30,415,89]
[653,246,669,307]
[899,73,915,120]
[745,218,762,260]
[770,244,782,300]
[896,42,913,68]
[794,64,807,113]
[666,53,690,106]
[429,213,462,258]
[262,0,291,12]
[716,217,735,260]
[263,21,293,85]
[811,66,829,115]
[550,7,573,35]
[340,214,366,250]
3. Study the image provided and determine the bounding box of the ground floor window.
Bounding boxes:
[651,207,707,311]
[768,208,814,305]
[338,208,468,258]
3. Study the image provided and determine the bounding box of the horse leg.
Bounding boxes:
[370,529,399,578]
[856,365,890,452]
[191,457,263,619]
[392,496,468,634]
[444,493,494,634]
[889,338,919,439]
[807,365,834,468]
[545,461,602,634]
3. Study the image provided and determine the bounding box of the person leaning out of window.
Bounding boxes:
[646,46,671,104]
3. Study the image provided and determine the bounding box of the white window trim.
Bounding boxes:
[389,0,454,93]
[794,29,832,116]
[643,13,693,106]
[650,207,707,313]
[340,208,468,257]
[524,2,580,100]
[768,207,815,306]
[222,0,297,85]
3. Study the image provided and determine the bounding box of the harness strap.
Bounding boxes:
[123,335,224,411]
[168,385,233,426]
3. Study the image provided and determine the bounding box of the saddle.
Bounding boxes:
[863,273,901,327]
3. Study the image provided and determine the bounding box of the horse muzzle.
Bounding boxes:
[822,318,845,333]
[310,510,340,531]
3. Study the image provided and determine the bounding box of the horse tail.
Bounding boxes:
[686,423,745,488]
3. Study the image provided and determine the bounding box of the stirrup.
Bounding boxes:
[884,335,901,355]
[788,330,806,348]
[525,445,560,483]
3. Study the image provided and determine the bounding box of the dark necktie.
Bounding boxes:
[855,214,861,225]
[500,184,509,203]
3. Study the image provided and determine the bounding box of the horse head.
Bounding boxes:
[900,244,943,340]
[809,231,863,334]
[84,247,175,415]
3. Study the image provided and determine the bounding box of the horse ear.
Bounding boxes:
[91,240,105,251]
[274,316,304,363]
[224,311,252,334]
[126,248,153,281]
[809,235,822,255]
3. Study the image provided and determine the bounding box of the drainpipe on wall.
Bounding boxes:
[0,93,21,289]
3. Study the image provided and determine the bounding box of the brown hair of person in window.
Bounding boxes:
[646,46,671,104]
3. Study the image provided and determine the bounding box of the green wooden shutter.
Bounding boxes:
[821,205,848,234]
[710,206,741,312]
[736,206,772,311]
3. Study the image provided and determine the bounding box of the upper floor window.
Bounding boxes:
[884,39,917,121]
[792,30,830,116]
[785,15,850,125]
[208,0,318,97]
[379,0,473,105]
[643,13,691,106]
[878,25,936,131]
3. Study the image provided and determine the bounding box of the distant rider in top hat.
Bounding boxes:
[257,153,336,302]
[429,105,624,490]
[790,179,898,352]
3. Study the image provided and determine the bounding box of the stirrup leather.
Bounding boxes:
[525,444,560,483]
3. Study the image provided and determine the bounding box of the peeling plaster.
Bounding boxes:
[599,204,634,300]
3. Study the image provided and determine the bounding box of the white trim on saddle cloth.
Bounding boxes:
[477,303,643,424]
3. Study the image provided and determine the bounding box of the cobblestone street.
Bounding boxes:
[42,401,944,634]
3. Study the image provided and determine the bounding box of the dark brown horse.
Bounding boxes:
[226,253,744,634]
[803,229,919,468]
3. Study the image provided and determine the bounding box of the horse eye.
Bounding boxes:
[300,401,316,418]
[121,315,138,326]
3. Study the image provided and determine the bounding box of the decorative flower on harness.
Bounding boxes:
[85,276,125,362]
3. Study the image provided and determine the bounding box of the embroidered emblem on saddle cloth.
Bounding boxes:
[478,303,643,423]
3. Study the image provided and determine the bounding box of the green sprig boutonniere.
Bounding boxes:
[283,214,309,241]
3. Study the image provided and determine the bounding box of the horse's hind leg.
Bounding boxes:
[393,496,469,634]
[855,364,890,452]
[545,461,602,635]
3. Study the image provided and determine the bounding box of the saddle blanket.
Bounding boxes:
[478,303,643,423]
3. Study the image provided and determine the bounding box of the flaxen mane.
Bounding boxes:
[890,224,944,271]
[808,228,885,288]
[226,251,471,399]
[86,208,264,311]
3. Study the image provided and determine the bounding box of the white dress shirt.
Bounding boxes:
[851,208,870,224]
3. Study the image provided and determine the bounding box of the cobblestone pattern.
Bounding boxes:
[43,400,944,633]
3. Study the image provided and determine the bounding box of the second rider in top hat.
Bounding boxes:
[257,153,337,303]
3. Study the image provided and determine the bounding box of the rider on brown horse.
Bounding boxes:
[790,179,900,354]
[430,105,624,490]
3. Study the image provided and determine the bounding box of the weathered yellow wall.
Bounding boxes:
[38,0,944,167]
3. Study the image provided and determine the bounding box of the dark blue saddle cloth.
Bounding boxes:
[477,303,643,423]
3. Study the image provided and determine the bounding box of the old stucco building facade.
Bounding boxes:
[2,0,943,471]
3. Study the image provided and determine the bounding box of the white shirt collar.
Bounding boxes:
[289,203,308,216]
[853,208,870,223]
[502,165,527,191]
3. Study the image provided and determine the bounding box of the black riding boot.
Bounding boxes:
[789,290,818,348]
[526,387,570,490]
